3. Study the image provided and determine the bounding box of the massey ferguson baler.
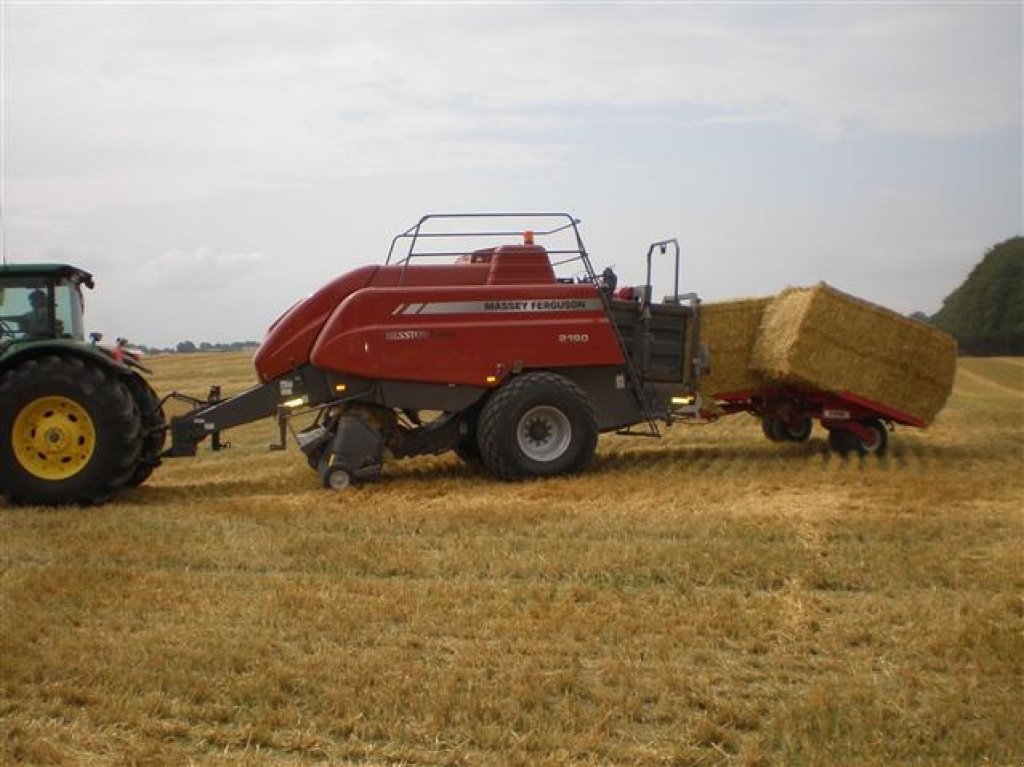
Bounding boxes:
[165,214,705,489]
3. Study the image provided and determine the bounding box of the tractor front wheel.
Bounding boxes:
[0,355,143,505]
[477,372,598,481]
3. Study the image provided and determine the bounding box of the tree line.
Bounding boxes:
[129,340,260,354]
[926,236,1023,356]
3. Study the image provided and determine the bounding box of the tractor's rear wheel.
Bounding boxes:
[0,355,143,505]
[122,374,166,488]
[477,372,597,481]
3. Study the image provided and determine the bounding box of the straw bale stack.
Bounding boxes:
[698,297,773,399]
[750,283,957,425]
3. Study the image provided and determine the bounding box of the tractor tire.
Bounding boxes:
[0,355,143,505]
[122,374,166,487]
[476,371,598,481]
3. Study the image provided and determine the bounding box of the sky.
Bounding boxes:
[2,2,1021,348]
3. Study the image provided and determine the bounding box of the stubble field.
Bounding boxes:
[2,353,1022,765]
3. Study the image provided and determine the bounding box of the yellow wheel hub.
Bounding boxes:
[12,396,96,480]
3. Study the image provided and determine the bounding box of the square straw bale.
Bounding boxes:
[750,283,957,425]
[698,297,774,399]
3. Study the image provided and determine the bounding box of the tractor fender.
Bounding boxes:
[0,340,140,381]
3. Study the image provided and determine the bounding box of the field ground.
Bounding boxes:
[2,354,1022,765]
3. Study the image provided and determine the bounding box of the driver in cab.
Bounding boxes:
[1,289,51,339]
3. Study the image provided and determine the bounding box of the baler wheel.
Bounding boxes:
[453,437,482,466]
[0,355,143,505]
[477,372,597,481]
[323,465,352,490]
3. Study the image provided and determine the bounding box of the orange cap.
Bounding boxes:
[523,230,534,245]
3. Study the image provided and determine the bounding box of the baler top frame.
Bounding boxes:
[386,212,595,276]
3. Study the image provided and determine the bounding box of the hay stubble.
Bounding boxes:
[2,353,1021,765]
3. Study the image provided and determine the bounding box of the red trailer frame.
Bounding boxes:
[705,386,925,454]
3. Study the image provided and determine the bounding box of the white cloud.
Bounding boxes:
[1,4,1019,346]
[4,4,1018,218]
[143,247,266,291]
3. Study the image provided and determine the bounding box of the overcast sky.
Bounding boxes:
[2,2,1021,347]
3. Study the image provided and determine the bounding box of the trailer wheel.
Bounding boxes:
[855,418,888,455]
[477,372,597,481]
[761,417,786,441]
[784,416,813,442]
[0,355,143,505]
[827,427,856,455]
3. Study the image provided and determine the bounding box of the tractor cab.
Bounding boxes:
[0,264,93,347]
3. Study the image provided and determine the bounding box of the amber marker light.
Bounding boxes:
[334,383,347,393]
[486,375,498,384]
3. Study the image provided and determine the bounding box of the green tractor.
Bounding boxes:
[0,264,166,505]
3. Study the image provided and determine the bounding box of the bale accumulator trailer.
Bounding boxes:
[712,386,925,454]
[695,283,958,454]
[164,213,706,488]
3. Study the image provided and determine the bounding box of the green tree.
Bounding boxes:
[931,237,1024,355]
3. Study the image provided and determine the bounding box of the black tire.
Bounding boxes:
[855,418,888,455]
[451,406,482,466]
[453,435,481,466]
[761,416,786,441]
[783,416,813,442]
[0,355,143,505]
[122,374,166,488]
[827,427,851,454]
[476,372,598,481]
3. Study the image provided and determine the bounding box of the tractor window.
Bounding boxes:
[53,280,85,340]
[0,279,51,340]
[0,278,83,341]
